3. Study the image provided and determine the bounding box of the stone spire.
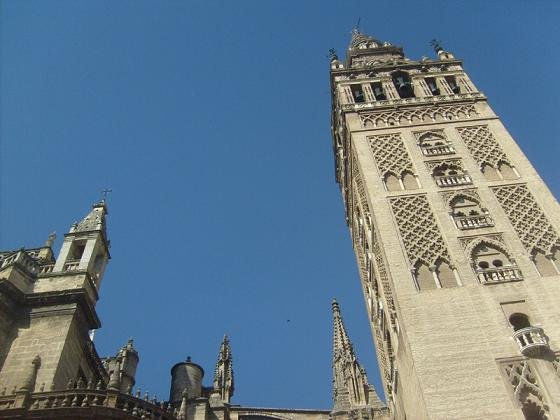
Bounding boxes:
[349,28,383,50]
[212,335,234,404]
[70,200,108,239]
[332,299,383,414]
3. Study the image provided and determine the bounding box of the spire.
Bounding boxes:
[70,200,108,239]
[212,335,234,404]
[331,299,383,413]
[349,28,383,50]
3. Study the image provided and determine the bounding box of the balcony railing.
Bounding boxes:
[0,251,39,275]
[454,214,494,230]
[434,174,472,187]
[476,266,523,284]
[513,326,548,356]
[421,144,455,156]
[63,259,81,272]
[0,387,175,419]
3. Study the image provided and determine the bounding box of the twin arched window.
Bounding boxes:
[413,259,457,290]
[481,161,518,181]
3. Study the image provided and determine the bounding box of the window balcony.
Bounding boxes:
[434,173,472,187]
[513,326,548,356]
[476,266,523,284]
[454,214,494,230]
[421,144,455,156]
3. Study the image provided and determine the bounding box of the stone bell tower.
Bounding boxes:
[330,29,560,419]
[0,201,110,393]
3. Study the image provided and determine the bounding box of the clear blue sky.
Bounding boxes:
[1,0,558,410]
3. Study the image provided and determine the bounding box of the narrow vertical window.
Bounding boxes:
[371,82,386,100]
[425,77,440,96]
[392,72,415,99]
[350,84,365,103]
[445,76,460,94]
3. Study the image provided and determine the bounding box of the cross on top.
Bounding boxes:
[101,188,112,200]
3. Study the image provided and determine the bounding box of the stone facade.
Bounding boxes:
[0,200,386,419]
[330,30,560,419]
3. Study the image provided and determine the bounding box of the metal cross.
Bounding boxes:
[101,188,112,200]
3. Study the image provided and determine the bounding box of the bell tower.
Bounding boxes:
[330,29,560,419]
[0,201,110,393]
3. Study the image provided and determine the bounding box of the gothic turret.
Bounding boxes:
[331,299,384,419]
[210,335,234,406]
[53,200,110,289]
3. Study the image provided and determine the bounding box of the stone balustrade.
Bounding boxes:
[63,259,81,272]
[476,266,523,284]
[421,144,455,156]
[513,326,548,356]
[39,264,55,274]
[434,173,472,187]
[0,251,39,275]
[0,384,176,419]
[454,214,494,230]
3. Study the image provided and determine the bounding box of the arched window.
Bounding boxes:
[481,163,501,181]
[532,249,558,277]
[472,242,521,283]
[418,132,454,156]
[392,71,415,99]
[435,259,457,288]
[449,195,493,229]
[384,172,402,191]
[432,163,471,187]
[401,171,418,190]
[414,262,436,290]
[498,161,519,180]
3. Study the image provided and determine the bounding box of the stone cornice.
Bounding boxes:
[331,58,463,76]
[339,92,486,113]
[25,288,100,329]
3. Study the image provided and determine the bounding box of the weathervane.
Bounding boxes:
[430,38,443,53]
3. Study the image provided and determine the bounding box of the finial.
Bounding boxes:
[45,232,56,248]
[328,48,339,62]
[430,39,443,54]
[186,356,191,362]
[354,17,361,32]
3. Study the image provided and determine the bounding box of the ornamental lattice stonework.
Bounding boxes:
[360,103,477,128]
[492,184,560,255]
[456,125,511,168]
[368,134,414,177]
[501,360,549,417]
[389,194,451,266]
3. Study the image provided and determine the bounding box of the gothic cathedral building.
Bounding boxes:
[330,30,560,419]
[0,29,559,420]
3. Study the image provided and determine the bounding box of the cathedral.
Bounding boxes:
[0,29,559,420]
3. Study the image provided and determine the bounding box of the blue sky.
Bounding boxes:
[1,0,559,410]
